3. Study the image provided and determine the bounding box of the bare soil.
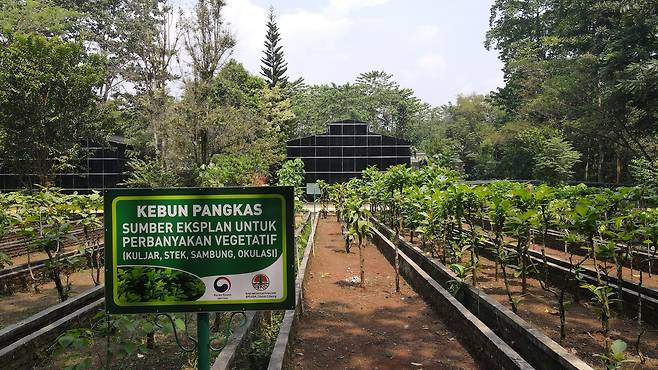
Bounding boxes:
[291,217,482,370]
[404,231,658,370]
[0,268,102,329]
[472,224,658,289]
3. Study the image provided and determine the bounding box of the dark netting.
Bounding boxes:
[0,137,129,191]
[286,120,411,184]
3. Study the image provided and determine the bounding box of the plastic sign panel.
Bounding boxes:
[306,182,321,195]
[104,187,295,314]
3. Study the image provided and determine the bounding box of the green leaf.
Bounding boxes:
[610,339,627,354]
[58,335,74,348]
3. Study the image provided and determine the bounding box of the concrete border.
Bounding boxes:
[371,225,533,370]
[210,212,318,370]
[210,311,261,370]
[266,212,319,370]
[0,296,104,368]
[372,217,592,370]
[0,285,103,348]
[0,244,105,294]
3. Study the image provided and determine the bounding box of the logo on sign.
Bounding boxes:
[252,274,270,291]
[214,277,231,293]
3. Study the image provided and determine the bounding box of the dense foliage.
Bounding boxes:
[0,188,103,301]
[485,0,658,183]
[333,163,658,366]
[2,0,655,187]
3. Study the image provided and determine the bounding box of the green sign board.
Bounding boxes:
[104,187,295,314]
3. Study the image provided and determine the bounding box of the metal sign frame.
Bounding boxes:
[104,186,295,314]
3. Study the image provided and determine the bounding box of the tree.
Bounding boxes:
[413,94,504,178]
[356,71,425,139]
[533,136,581,184]
[198,154,268,187]
[180,0,235,84]
[0,0,80,41]
[486,0,658,182]
[260,6,288,88]
[164,60,284,178]
[179,0,236,166]
[277,159,305,211]
[0,33,106,185]
[290,72,425,138]
[262,84,296,140]
[121,156,181,188]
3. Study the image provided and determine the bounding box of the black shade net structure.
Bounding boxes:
[0,136,129,192]
[286,120,411,184]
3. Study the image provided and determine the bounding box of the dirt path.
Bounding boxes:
[291,217,481,370]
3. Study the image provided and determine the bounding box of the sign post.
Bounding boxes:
[306,183,322,214]
[104,187,295,368]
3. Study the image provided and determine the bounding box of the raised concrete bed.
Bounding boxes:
[371,217,592,370]
[267,212,318,370]
[0,286,104,368]
[0,244,104,294]
[211,212,318,370]
[473,236,658,324]
[370,224,533,370]
[471,215,658,275]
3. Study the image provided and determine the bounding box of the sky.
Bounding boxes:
[179,0,504,107]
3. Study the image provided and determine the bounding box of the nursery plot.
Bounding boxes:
[0,268,102,328]
[291,218,481,370]
[32,313,238,370]
[465,224,658,289]
[401,233,658,369]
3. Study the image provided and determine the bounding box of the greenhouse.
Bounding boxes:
[285,120,411,183]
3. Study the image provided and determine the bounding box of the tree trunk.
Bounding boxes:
[615,149,622,184]
[395,219,402,293]
[501,265,517,313]
[597,142,604,183]
[359,239,365,287]
[559,286,567,344]
[45,249,67,302]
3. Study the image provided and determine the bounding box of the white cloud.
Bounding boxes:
[279,9,352,50]
[416,54,447,79]
[223,0,268,70]
[409,24,440,46]
[324,0,391,14]
[221,0,391,80]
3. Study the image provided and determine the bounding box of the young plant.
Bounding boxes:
[15,188,77,301]
[448,263,471,299]
[316,180,329,218]
[344,196,372,287]
[72,192,103,286]
[497,244,522,313]
[0,194,14,270]
[593,339,634,370]
[504,186,537,294]
[580,281,615,351]
[384,164,414,292]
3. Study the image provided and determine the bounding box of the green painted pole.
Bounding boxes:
[197,312,210,370]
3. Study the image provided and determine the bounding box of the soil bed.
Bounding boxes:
[468,224,658,289]
[402,231,658,370]
[0,268,102,329]
[291,217,482,370]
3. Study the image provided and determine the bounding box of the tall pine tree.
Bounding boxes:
[260,7,288,88]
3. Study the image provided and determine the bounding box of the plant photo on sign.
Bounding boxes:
[116,266,206,303]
